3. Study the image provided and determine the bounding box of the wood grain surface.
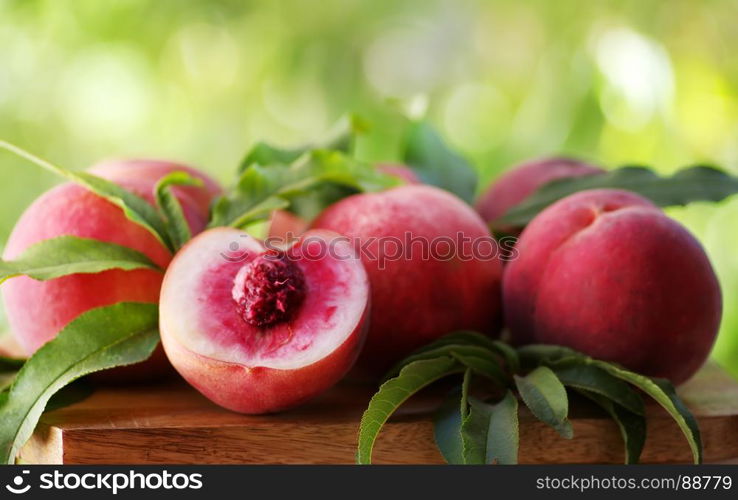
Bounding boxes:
[19,363,738,464]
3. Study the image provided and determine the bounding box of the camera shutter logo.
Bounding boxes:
[6,470,31,495]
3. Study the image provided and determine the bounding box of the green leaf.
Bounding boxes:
[240,143,307,172]
[497,165,738,227]
[219,197,290,230]
[591,360,702,464]
[460,397,490,464]
[518,344,583,371]
[0,236,160,285]
[577,389,646,464]
[432,369,472,465]
[383,344,501,381]
[0,141,173,252]
[0,362,89,411]
[403,121,478,203]
[450,352,508,386]
[552,362,645,416]
[154,172,204,251]
[514,366,573,439]
[390,331,519,374]
[285,184,359,222]
[357,356,463,464]
[0,302,159,464]
[45,380,94,413]
[238,114,366,174]
[71,172,174,252]
[485,391,519,465]
[212,150,397,229]
[490,340,521,374]
[461,392,519,464]
[433,389,465,464]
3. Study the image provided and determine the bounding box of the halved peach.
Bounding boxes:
[159,228,370,413]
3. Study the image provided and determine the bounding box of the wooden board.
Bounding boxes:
[19,363,738,464]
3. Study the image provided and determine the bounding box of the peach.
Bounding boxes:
[267,210,308,244]
[2,159,221,372]
[159,228,370,413]
[503,189,721,384]
[312,184,504,373]
[476,157,604,233]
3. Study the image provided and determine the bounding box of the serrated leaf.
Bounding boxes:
[498,165,738,227]
[461,397,490,464]
[518,344,583,370]
[514,366,573,439]
[286,183,359,222]
[357,356,464,464]
[154,172,204,251]
[433,389,465,464]
[450,352,508,386]
[392,331,519,374]
[577,389,646,464]
[403,121,478,203]
[436,330,520,373]
[238,114,365,174]
[0,141,173,252]
[0,236,160,285]
[44,380,94,413]
[552,362,645,416]
[212,150,397,229]
[432,369,472,465]
[461,392,519,464]
[0,380,92,428]
[591,360,702,464]
[485,391,519,464]
[383,344,501,381]
[240,143,307,172]
[72,172,174,252]
[490,340,520,374]
[0,302,159,464]
[218,197,290,230]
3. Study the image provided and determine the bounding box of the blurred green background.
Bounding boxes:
[1,0,737,376]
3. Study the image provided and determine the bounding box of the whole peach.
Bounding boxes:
[312,184,504,373]
[503,189,721,384]
[2,159,221,375]
[477,157,604,233]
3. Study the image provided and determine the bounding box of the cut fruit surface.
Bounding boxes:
[159,228,370,413]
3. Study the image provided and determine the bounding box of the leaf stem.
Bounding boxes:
[0,140,68,178]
